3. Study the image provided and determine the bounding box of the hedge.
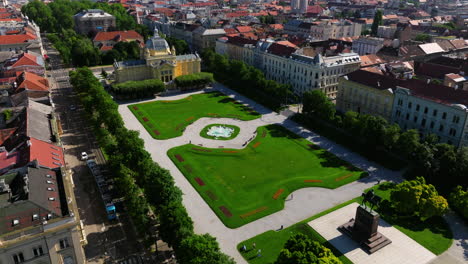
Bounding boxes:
[112,79,166,99]
[174,72,214,90]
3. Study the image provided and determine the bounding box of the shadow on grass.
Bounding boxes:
[266,125,301,139]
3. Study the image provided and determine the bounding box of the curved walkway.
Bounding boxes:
[118,83,438,264]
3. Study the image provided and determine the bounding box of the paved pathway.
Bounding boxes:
[117,83,423,264]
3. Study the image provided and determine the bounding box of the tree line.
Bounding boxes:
[112,79,166,99]
[22,0,150,66]
[299,90,468,220]
[201,49,294,111]
[70,68,235,263]
[174,72,214,91]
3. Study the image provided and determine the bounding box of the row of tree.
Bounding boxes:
[201,49,294,110]
[70,68,235,263]
[300,90,468,219]
[22,0,150,66]
[174,72,214,90]
[112,79,166,99]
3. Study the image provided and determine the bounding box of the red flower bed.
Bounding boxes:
[219,206,233,218]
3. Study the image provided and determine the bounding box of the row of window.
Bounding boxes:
[12,239,69,263]
[397,99,461,124]
[12,213,54,227]
[395,111,458,136]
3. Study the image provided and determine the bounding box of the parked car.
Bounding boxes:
[81,152,88,160]
[69,105,76,111]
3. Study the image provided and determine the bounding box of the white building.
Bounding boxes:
[309,20,362,40]
[216,37,360,98]
[352,36,385,55]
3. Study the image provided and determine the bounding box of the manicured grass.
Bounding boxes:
[128,91,260,139]
[237,184,453,264]
[168,125,367,228]
[200,124,240,140]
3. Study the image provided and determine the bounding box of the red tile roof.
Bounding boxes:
[0,33,35,45]
[307,5,324,14]
[0,151,20,171]
[93,30,143,42]
[0,128,17,146]
[236,26,252,33]
[5,53,39,68]
[267,42,297,57]
[16,72,49,92]
[28,138,64,169]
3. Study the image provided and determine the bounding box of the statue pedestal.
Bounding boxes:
[338,205,392,254]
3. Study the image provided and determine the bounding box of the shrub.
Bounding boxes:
[449,186,468,220]
[174,72,214,90]
[112,79,165,99]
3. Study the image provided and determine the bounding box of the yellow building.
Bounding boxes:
[113,31,201,83]
[336,69,396,121]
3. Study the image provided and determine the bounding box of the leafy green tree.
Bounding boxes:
[390,177,448,220]
[415,34,431,42]
[276,234,342,264]
[175,72,214,90]
[166,36,190,54]
[382,123,401,150]
[178,234,235,264]
[158,201,194,248]
[396,129,420,158]
[371,10,383,36]
[449,186,468,220]
[302,90,336,121]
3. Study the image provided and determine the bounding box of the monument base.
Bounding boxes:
[338,205,392,254]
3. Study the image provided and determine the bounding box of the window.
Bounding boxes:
[12,253,24,264]
[406,113,410,120]
[59,238,70,249]
[32,214,39,221]
[413,116,418,123]
[408,102,412,109]
[442,112,447,119]
[439,125,444,132]
[424,107,428,114]
[397,99,403,106]
[416,104,420,111]
[33,246,44,257]
[449,128,457,136]
[396,110,401,117]
[433,109,438,116]
[421,119,426,127]
[452,115,460,124]
[12,219,19,226]
[430,121,434,129]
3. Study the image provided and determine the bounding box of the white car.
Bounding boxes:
[81,152,89,160]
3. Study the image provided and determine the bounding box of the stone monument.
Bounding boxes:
[338,190,392,254]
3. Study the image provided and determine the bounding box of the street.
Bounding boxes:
[43,35,148,264]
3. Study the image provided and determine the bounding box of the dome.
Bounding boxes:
[145,34,170,53]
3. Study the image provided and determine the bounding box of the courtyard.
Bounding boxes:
[168,124,366,228]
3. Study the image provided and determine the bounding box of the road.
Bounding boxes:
[43,35,150,264]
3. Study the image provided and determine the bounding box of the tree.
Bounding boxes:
[390,177,448,220]
[415,34,431,42]
[371,10,383,36]
[396,129,420,158]
[302,90,336,121]
[449,186,468,220]
[158,201,194,248]
[276,234,342,264]
[178,234,235,264]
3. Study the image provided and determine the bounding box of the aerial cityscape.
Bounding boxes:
[0,0,467,263]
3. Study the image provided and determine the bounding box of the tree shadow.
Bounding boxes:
[265,125,301,139]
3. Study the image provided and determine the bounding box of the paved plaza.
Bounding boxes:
[308,203,437,264]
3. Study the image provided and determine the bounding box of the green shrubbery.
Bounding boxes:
[112,79,165,99]
[174,72,214,90]
[276,234,342,264]
[70,68,233,263]
[449,186,468,220]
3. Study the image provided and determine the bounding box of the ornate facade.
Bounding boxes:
[113,31,201,83]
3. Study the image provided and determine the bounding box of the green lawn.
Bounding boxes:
[200,124,240,140]
[168,125,367,228]
[238,184,453,264]
[128,91,260,139]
